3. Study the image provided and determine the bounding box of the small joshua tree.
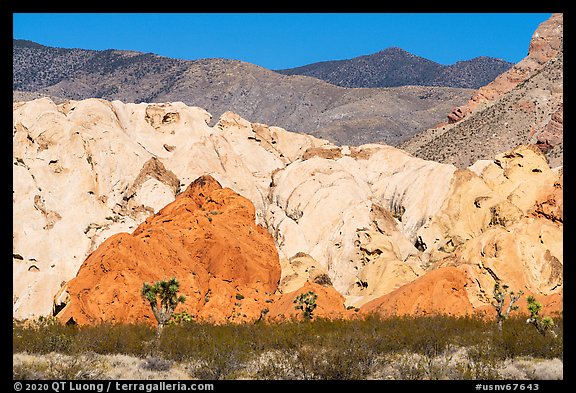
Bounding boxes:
[141,277,186,335]
[293,291,317,321]
[491,282,523,331]
[526,295,557,338]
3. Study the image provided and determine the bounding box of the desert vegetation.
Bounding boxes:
[141,277,187,335]
[13,313,562,380]
[491,283,523,331]
[293,291,318,321]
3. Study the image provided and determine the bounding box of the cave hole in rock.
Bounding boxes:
[414,236,427,252]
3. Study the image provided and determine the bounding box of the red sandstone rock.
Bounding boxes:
[56,175,282,325]
[536,104,563,150]
[360,266,563,320]
[267,281,355,321]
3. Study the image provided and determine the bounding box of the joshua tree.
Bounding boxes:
[491,282,523,331]
[526,295,557,338]
[141,277,186,335]
[293,291,318,321]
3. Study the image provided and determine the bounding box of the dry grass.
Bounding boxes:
[13,350,563,380]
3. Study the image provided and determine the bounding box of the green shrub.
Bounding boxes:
[13,319,77,354]
[169,311,194,325]
[491,316,562,360]
[140,356,173,372]
[13,313,563,380]
[71,322,156,356]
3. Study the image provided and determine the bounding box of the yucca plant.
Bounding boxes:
[293,291,317,321]
[491,282,523,331]
[526,295,557,338]
[141,277,186,335]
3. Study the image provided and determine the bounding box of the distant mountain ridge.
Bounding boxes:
[13,39,476,147]
[275,47,514,89]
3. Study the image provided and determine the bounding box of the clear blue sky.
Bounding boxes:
[13,13,552,70]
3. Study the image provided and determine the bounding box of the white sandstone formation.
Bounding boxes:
[13,98,562,319]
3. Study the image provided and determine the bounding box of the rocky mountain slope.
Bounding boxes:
[276,47,513,89]
[13,98,562,324]
[13,39,475,147]
[400,13,563,168]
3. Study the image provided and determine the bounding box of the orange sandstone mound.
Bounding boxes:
[359,267,562,319]
[267,281,356,321]
[56,175,282,325]
[360,267,476,317]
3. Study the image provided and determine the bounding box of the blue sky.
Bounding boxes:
[13,13,552,70]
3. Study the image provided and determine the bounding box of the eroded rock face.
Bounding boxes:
[534,104,563,154]
[12,98,328,319]
[55,175,281,325]
[277,253,332,294]
[13,98,562,323]
[264,144,462,306]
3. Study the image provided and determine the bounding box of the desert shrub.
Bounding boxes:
[457,343,503,379]
[140,356,173,372]
[256,327,378,380]
[13,321,155,357]
[13,353,105,380]
[45,353,105,379]
[158,322,254,378]
[189,342,248,380]
[13,363,46,380]
[155,324,197,362]
[293,291,317,321]
[190,324,251,376]
[392,352,438,380]
[246,317,316,352]
[13,319,77,354]
[313,273,332,286]
[491,316,563,360]
[169,310,194,325]
[256,347,319,380]
[13,313,563,380]
[309,344,377,379]
[70,322,156,356]
[369,314,460,356]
